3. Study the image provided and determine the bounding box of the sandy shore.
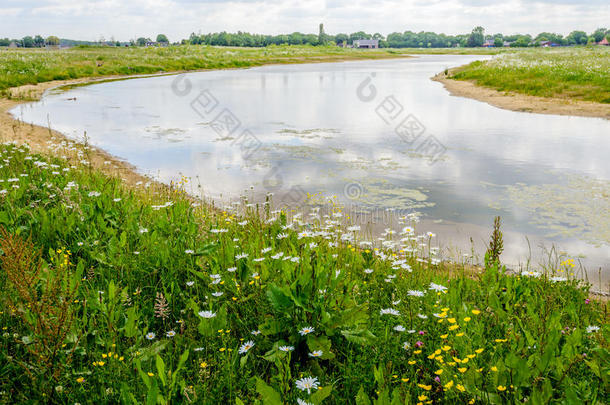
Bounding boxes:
[0,77,157,186]
[433,70,610,120]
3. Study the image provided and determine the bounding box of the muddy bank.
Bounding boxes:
[433,70,610,120]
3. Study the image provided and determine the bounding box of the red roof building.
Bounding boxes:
[598,37,609,46]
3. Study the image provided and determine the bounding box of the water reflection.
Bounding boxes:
[13,55,610,285]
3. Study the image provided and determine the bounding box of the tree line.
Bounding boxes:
[2,27,608,49]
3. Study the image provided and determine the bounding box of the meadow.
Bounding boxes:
[0,45,506,96]
[0,136,608,404]
[449,47,610,103]
[0,45,410,94]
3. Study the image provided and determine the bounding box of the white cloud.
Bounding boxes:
[0,0,607,41]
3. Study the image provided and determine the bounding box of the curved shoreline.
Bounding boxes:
[2,63,609,298]
[432,70,610,120]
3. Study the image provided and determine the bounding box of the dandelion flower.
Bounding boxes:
[295,376,320,394]
[497,385,506,391]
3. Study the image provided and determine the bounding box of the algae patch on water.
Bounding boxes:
[346,178,434,211]
[505,176,610,246]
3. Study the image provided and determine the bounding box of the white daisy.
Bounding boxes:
[295,376,320,394]
[429,282,447,292]
[586,325,600,333]
[308,350,323,358]
[145,332,156,340]
[380,308,400,316]
[198,310,216,318]
[239,340,255,354]
[298,327,315,336]
[394,325,406,332]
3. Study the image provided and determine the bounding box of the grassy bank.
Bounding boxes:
[0,140,608,404]
[0,45,410,93]
[449,47,610,103]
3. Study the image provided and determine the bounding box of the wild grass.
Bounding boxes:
[0,139,608,403]
[450,47,610,103]
[0,45,410,93]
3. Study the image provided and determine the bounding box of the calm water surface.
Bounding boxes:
[12,55,610,285]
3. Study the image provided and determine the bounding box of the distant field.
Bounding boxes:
[0,45,504,93]
[450,47,610,103]
[0,45,410,92]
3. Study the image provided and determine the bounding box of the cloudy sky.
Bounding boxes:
[1,0,608,41]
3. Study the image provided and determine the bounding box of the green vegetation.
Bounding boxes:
[0,139,608,403]
[450,47,610,103]
[0,45,407,92]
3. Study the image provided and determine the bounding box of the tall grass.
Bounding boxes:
[451,47,610,103]
[0,139,607,403]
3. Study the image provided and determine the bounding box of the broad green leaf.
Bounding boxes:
[255,378,282,405]
[355,385,372,405]
[311,385,332,404]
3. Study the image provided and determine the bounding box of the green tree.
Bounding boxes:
[0,38,10,47]
[136,37,150,46]
[591,28,607,43]
[34,35,45,47]
[156,34,169,43]
[318,23,325,45]
[467,26,485,47]
[46,36,60,46]
[494,37,503,47]
[22,36,34,48]
[566,31,588,45]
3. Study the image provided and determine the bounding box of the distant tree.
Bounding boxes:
[566,31,588,45]
[0,38,11,46]
[467,26,485,47]
[373,32,384,40]
[34,35,45,47]
[535,32,565,45]
[494,37,503,47]
[318,23,327,45]
[136,37,150,46]
[349,31,371,42]
[335,33,348,45]
[46,36,60,46]
[591,28,607,43]
[22,36,34,48]
[156,34,169,43]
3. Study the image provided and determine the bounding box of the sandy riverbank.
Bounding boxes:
[433,70,610,120]
[0,77,156,186]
